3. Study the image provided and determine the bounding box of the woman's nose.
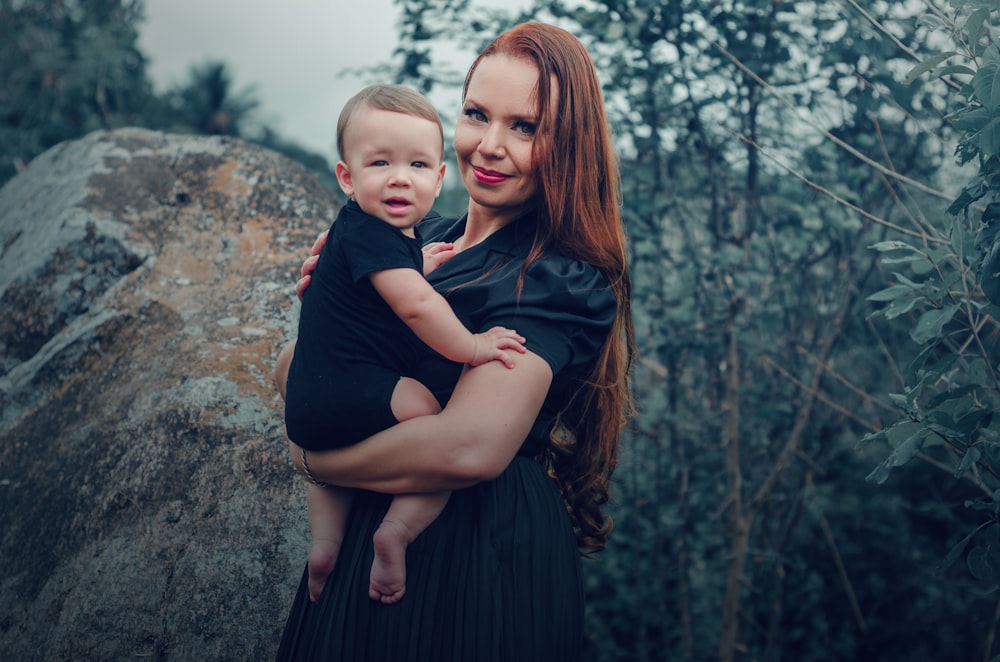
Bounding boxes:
[478,126,507,158]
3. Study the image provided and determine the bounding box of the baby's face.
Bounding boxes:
[336,109,445,235]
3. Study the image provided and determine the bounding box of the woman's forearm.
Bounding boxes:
[295,352,553,493]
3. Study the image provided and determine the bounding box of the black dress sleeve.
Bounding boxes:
[473,256,616,456]
[478,256,616,379]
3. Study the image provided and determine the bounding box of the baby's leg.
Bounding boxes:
[389,376,441,422]
[368,377,445,603]
[370,491,451,603]
[273,340,296,400]
[307,482,353,603]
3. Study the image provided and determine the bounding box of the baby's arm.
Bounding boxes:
[369,268,525,368]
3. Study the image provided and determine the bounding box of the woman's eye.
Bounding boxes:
[463,108,486,122]
[514,121,536,136]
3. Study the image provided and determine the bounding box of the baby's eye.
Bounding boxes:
[371,159,389,166]
[463,107,487,122]
[412,161,428,168]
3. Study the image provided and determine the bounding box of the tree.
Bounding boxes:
[0,1,339,192]
[0,0,155,185]
[860,0,1000,632]
[162,61,259,137]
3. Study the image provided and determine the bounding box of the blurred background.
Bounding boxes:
[3,1,1000,660]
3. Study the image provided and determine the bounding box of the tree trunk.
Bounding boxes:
[720,297,747,662]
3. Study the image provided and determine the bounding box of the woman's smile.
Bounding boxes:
[471,165,511,183]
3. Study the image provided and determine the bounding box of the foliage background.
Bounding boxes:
[3,0,999,660]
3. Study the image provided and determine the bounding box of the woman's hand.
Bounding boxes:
[422,241,457,276]
[295,229,328,300]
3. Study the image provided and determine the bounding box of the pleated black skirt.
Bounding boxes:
[275,456,584,662]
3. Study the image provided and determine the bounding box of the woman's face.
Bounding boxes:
[454,54,545,221]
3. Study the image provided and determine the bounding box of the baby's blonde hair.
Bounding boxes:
[336,84,444,160]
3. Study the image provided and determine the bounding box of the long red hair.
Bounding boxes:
[465,23,635,554]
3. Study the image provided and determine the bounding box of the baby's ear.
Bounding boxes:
[435,162,446,197]
[335,161,354,197]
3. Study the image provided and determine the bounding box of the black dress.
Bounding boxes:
[275,210,617,662]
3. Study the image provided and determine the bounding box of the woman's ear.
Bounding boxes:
[335,161,354,197]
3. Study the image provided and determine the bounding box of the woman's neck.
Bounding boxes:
[457,201,534,251]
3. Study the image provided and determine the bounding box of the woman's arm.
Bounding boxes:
[290,350,553,493]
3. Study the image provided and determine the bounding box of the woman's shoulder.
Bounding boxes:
[503,254,615,378]
[523,253,614,311]
[529,251,610,284]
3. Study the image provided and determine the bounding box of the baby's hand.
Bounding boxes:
[471,327,527,369]
[422,242,457,275]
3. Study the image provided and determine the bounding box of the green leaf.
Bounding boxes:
[926,387,977,413]
[937,64,976,78]
[965,8,992,46]
[905,51,957,84]
[959,1,1000,13]
[910,304,960,344]
[956,407,992,434]
[981,117,1000,156]
[924,431,948,448]
[886,421,923,447]
[973,54,1000,110]
[990,525,1000,549]
[969,499,1000,511]
[887,430,924,467]
[888,392,911,409]
[955,446,982,478]
[881,293,928,320]
[968,545,1000,584]
[870,240,922,253]
[947,177,987,214]
[948,106,991,132]
[887,299,925,320]
[915,13,945,30]
[893,272,925,289]
[865,461,892,485]
[969,358,989,386]
[984,437,1000,469]
[877,253,929,267]
[867,283,917,302]
[950,221,978,266]
[905,346,957,385]
[857,429,887,450]
[939,528,977,572]
[977,209,1000,304]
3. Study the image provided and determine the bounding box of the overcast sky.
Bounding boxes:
[139,0,527,164]
[140,0,403,163]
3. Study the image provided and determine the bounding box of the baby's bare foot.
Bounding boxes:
[308,539,339,603]
[369,519,410,603]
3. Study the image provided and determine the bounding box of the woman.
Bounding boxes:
[275,22,634,661]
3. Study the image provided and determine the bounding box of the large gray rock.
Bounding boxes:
[0,129,341,660]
